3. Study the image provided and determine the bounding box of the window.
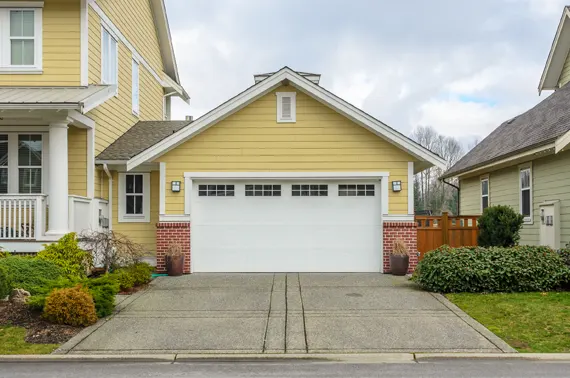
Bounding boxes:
[18,134,42,194]
[245,184,281,197]
[339,184,375,197]
[119,173,150,222]
[101,27,118,85]
[520,166,532,223]
[0,135,7,194]
[481,177,489,212]
[277,92,296,123]
[0,8,42,70]
[198,184,235,197]
[132,59,139,115]
[292,184,328,197]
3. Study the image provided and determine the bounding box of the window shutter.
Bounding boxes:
[281,96,292,119]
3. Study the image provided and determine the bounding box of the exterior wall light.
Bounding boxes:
[392,181,402,192]
[171,181,181,193]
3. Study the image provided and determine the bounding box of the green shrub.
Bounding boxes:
[0,257,63,294]
[411,245,570,293]
[43,285,98,327]
[558,247,570,268]
[126,263,153,286]
[0,265,11,299]
[477,205,524,247]
[110,269,136,292]
[0,249,10,258]
[37,233,92,278]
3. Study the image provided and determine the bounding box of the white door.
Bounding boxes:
[191,181,383,272]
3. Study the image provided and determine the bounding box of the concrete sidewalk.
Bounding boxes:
[57,273,515,354]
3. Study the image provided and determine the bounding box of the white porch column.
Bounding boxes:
[45,121,70,237]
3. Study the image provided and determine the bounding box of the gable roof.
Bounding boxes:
[125,67,446,171]
[96,120,192,161]
[442,82,570,179]
[150,0,180,85]
[539,6,570,92]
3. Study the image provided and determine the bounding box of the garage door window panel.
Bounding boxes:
[198,184,235,197]
[245,184,281,197]
[292,184,328,197]
[339,184,375,197]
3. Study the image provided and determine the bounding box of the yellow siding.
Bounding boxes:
[87,9,164,155]
[559,51,570,88]
[95,0,163,74]
[68,126,87,197]
[157,87,415,215]
[0,0,80,86]
[111,170,159,254]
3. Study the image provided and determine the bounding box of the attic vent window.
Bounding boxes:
[277,92,296,123]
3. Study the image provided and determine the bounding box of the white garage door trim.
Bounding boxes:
[184,172,390,273]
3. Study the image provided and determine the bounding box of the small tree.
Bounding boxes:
[477,205,524,247]
[78,231,144,273]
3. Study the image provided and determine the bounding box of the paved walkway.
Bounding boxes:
[63,274,512,354]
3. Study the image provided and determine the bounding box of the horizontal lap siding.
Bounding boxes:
[0,0,80,86]
[459,177,481,215]
[559,51,570,88]
[68,127,87,197]
[158,87,414,215]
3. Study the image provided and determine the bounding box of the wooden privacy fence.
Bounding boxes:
[415,212,479,261]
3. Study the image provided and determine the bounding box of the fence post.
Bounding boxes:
[442,211,449,245]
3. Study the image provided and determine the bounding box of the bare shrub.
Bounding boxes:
[78,231,145,273]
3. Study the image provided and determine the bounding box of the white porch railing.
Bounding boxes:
[0,195,47,240]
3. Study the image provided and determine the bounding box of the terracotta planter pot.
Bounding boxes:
[166,255,185,276]
[390,254,409,276]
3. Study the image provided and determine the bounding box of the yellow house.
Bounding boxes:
[0,0,188,252]
[97,68,445,273]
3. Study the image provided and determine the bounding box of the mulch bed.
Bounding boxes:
[0,301,82,345]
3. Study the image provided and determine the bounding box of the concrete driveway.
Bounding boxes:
[62,274,513,354]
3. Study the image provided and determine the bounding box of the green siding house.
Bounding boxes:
[441,6,570,249]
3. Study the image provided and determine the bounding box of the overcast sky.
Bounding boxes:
[165,0,566,146]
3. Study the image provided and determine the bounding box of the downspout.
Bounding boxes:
[163,91,177,120]
[103,164,113,231]
[442,178,460,215]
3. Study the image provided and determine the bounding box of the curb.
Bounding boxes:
[415,353,570,361]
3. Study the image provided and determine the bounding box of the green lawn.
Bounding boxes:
[447,292,570,353]
[0,326,58,355]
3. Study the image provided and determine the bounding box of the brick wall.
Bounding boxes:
[156,222,191,274]
[383,222,418,274]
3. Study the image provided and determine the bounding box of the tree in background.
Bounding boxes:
[411,126,465,215]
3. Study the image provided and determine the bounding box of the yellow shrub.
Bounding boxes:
[42,285,98,327]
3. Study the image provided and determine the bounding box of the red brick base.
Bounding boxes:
[156,222,191,274]
[383,222,418,274]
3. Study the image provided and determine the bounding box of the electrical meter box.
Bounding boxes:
[539,201,560,249]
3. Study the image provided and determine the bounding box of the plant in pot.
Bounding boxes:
[165,242,185,276]
[390,239,409,276]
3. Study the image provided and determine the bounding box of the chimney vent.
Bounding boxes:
[185,115,193,121]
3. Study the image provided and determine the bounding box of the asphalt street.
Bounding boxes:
[1,360,570,378]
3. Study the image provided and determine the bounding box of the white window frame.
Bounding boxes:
[0,132,47,194]
[480,175,489,213]
[0,7,43,73]
[519,163,533,224]
[131,59,139,116]
[100,26,118,87]
[118,172,150,223]
[276,92,296,123]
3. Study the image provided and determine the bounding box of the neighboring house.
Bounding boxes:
[99,67,446,273]
[0,0,188,252]
[441,7,570,249]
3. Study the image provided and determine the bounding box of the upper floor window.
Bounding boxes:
[101,27,118,85]
[277,92,296,123]
[520,166,532,223]
[480,176,489,212]
[0,8,43,71]
[132,59,139,115]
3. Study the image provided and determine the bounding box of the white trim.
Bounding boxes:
[0,8,43,71]
[148,0,179,83]
[100,25,118,90]
[1,241,46,253]
[184,176,191,215]
[81,85,117,113]
[0,68,42,74]
[80,0,88,86]
[539,8,570,92]
[0,2,43,7]
[519,162,533,225]
[555,129,570,153]
[381,177,389,215]
[382,214,415,222]
[131,59,140,116]
[480,175,489,213]
[126,68,446,171]
[276,92,296,123]
[102,164,112,231]
[183,171,390,179]
[407,162,414,215]
[159,162,166,215]
[68,110,95,129]
[118,172,150,223]
[159,214,190,222]
[87,128,94,198]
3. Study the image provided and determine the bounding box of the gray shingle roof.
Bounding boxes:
[442,83,570,178]
[96,120,192,161]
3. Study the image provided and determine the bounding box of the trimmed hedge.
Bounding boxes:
[0,257,63,294]
[411,245,570,293]
[43,286,98,327]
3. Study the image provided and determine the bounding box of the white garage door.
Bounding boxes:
[191,181,383,272]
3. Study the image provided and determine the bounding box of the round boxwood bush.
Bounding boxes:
[0,257,63,294]
[478,205,524,247]
[43,285,98,327]
[411,245,570,293]
[0,266,11,299]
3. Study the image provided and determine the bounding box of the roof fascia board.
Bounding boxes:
[449,143,555,179]
[555,129,570,153]
[81,85,117,113]
[163,73,189,102]
[0,104,78,110]
[68,109,95,129]
[150,0,179,84]
[127,68,445,170]
[539,8,570,93]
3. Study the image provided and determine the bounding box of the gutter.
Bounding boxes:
[102,164,113,231]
